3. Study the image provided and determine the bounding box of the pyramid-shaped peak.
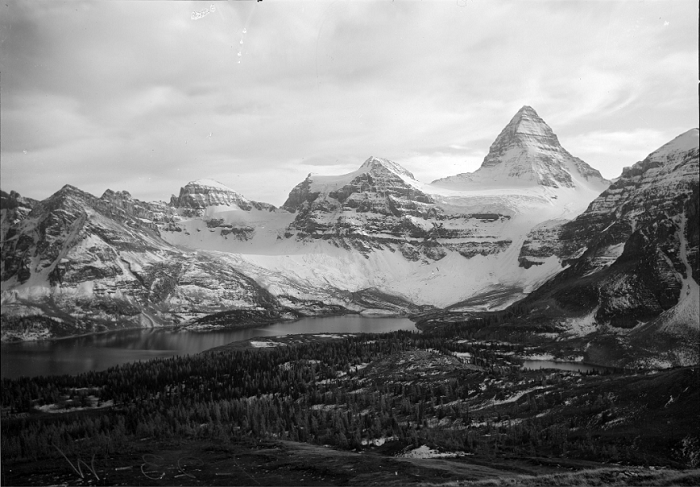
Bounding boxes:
[432,105,609,192]
[360,156,416,180]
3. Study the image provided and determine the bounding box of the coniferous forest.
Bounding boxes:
[2,329,699,485]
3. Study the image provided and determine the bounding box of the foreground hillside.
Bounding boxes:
[1,331,698,485]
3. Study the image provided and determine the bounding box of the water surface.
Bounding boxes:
[1,316,415,379]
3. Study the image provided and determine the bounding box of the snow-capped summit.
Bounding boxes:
[170,179,274,212]
[359,156,417,181]
[432,106,609,193]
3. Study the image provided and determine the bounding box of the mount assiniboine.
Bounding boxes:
[432,106,609,192]
[1,107,698,367]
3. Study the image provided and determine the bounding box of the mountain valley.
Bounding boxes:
[2,107,699,487]
[1,107,698,370]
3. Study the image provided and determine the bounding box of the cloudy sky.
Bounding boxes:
[1,0,697,206]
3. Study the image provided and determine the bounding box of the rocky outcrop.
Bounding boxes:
[100,189,175,225]
[518,219,568,268]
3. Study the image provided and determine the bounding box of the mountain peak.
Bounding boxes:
[48,184,96,205]
[493,105,557,149]
[360,156,416,180]
[514,105,538,118]
[431,106,609,192]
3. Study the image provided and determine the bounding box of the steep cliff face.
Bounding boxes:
[0,185,283,341]
[433,106,609,192]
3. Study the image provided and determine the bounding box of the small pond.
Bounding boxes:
[521,360,614,374]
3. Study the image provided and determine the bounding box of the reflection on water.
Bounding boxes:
[1,316,416,379]
[522,360,612,373]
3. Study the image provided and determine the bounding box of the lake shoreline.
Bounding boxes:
[0,307,418,344]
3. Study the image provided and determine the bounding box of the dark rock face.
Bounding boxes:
[518,219,568,268]
[282,176,317,213]
[1,191,39,283]
[519,129,699,330]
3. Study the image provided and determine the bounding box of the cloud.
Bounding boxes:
[1,0,697,206]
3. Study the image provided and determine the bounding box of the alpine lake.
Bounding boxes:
[0,315,416,379]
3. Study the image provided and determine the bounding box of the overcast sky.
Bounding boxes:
[1,0,697,206]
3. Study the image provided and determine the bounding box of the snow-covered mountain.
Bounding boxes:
[154,108,611,310]
[7,107,693,351]
[1,106,613,342]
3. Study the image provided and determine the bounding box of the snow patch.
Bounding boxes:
[249,340,285,348]
[398,445,471,459]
